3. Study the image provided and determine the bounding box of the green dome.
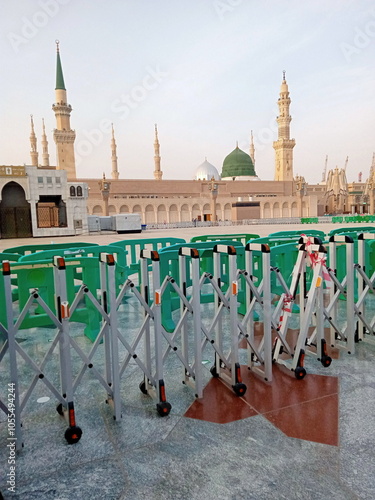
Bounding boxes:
[221,146,257,179]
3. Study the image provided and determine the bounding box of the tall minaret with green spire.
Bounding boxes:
[273,71,295,182]
[52,40,76,180]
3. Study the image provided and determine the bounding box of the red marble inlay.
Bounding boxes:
[184,378,257,424]
[183,365,339,446]
[240,365,338,414]
[264,394,339,446]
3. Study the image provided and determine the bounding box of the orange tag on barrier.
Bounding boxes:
[61,301,70,319]
[232,281,238,295]
[155,290,161,305]
[316,277,322,288]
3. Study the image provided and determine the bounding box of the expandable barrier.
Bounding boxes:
[354,233,375,345]
[1,237,343,450]
[205,244,246,395]
[271,236,332,378]
[239,243,273,382]
[327,235,356,353]
[0,258,83,449]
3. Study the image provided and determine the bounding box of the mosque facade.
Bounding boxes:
[0,43,373,238]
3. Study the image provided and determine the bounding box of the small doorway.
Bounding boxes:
[0,182,32,238]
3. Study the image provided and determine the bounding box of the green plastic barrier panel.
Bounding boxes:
[268,230,326,239]
[332,216,343,223]
[301,217,319,224]
[250,236,302,248]
[0,256,103,341]
[158,241,245,331]
[0,252,21,262]
[190,233,260,245]
[4,241,98,256]
[328,226,375,238]
[18,245,128,292]
[109,237,185,281]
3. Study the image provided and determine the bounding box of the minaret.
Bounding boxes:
[153,124,162,180]
[30,115,39,166]
[273,71,296,181]
[52,40,76,180]
[111,124,119,180]
[249,130,255,166]
[41,118,50,167]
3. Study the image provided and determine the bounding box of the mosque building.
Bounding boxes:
[0,42,373,238]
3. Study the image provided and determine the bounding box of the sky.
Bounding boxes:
[1,0,375,183]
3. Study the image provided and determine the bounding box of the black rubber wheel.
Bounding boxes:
[156,401,171,417]
[56,403,64,416]
[210,365,219,378]
[232,383,247,397]
[321,355,332,368]
[139,381,148,395]
[64,425,82,444]
[294,367,306,380]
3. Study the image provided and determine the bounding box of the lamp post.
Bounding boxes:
[98,173,111,216]
[209,177,219,223]
[295,175,306,217]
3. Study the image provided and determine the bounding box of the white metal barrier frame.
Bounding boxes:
[160,247,204,398]
[237,242,273,382]
[327,235,356,354]
[113,248,172,416]
[66,252,122,422]
[271,236,332,378]
[355,233,375,345]
[203,244,247,396]
[0,258,84,450]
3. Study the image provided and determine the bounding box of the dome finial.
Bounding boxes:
[55,39,60,52]
[282,70,286,81]
[236,140,238,148]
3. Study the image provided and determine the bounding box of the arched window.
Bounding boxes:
[69,186,76,197]
[76,186,83,197]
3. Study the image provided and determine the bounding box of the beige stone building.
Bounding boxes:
[81,71,321,223]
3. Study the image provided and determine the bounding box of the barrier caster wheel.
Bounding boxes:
[210,366,219,378]
[294,367,306,380]
[64,426,82,445]
[232,383,247,397]
[56,403,64,416]
[321,355,332,368]
[156,402,171,417]
[139,381,148,395]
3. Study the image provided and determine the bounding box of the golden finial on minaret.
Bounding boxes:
[55,39,60,52]
[283,69,286,81]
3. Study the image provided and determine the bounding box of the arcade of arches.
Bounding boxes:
[89,199,309,223]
